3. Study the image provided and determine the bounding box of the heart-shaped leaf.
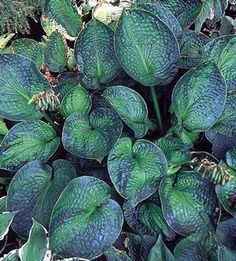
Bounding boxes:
[103,86,149,138]
[49,176,124,259]
[115,9,180,86]
[172,62,227,132]
[0,54,51,121]
[60,85,91,118]
[159,170,219,236]
[108,137,167,206]
[75,19,121,89]
[62,108,123,162]
[0,211,17,241]
[7,160,76,237]
[0,121,60,171]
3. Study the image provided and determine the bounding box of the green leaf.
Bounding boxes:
[60,85,92,118]
[115,9,180,86]
[172,62,227,132]
[2,250,19,261]
[105,246,131,261]
[45,31,67,73]
[202,35,236,91]
[19,219,47,261]
[0,33,15,49]
[62,108,123,162]
[108,137,167,206]
[103,85,149,138]
[0,196,6,213]
[226,147,236,170]
[217,246,236,261]
[56,81,81,101]
[0,211,17,241]
[147,235,175,261]
[159,170,219,236]
[0,54,51,121]
[0,121,60,171]
[75,19,121,89]
[49,176,124,259]
[7,160,76,237]
[0,119,8,136]
[43,0,82,39]
[10,38,45,68]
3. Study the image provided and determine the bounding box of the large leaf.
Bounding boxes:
[19,219,47,261]
[202,35,236,91]
[0,54,51,121]
[159,170,219,236]
[62,108,123,162]
[49,176,124,259]
[60,85,91,118]
[172,62,227,132]
[0,211,17,241]
[115,9,180,86]
[108,137,167,206]
[103,86,149,138]
[75,19,121,89]
[7,160,76,237]
[0,121,60,171]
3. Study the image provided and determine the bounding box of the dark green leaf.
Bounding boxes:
[2,250,19,261]
[0,212,17,241]
[0,196,6,213]
[217,246,236,261]
[105,246,131,261]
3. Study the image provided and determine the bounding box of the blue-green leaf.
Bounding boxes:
[0,211,17,241]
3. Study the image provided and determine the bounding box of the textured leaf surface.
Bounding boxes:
[0,121,60,171]
[103,86,149,138]
[10,38,45,68]
[62,108,123,162]
[19,219,47,261]
[217,246,236,260]
[202,35,236,91]
[159,170,219,236]
[172,62,227,132]
[49,176,124,259]
[0,212,17,241]
[0,54,51,121]
[60,85,91,118]
[75,19,121,89]
[7,160,76,237]
[45,31,67,73]
[108,137,167,206]
[0,119,8,136]
[115,9,180,86]
[226,147,236,170]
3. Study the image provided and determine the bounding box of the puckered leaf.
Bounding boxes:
[115,9,180,86]
[0,121,60,171]
[7,160,76,237]
[0,211,17,241]
[172,62,227,132]
[0,54,51,121]
[159,170,219,236]
[108,137,167,206]
[103,86,149,138]
[49,176,124,259]
[75,19,121,89]
[60,85,91,118]
[62,108,123,162]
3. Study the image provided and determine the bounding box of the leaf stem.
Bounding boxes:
[43,113,60,134]
[150,86,163,135]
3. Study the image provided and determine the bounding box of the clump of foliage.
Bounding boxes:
[1,0,236,260]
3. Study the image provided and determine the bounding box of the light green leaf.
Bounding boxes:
[7,160,76,237]
[75,19,121,89]
[60,85,91,118]
[115,9,180,86]
[108,137,167,206]
[172,62,227,132]
[0,33,15,49]
[2,250,19,261]
[19,219,47,261]
[0,54,51,121]
[49,176,124,259]
[0,211,17,241]
[0,196,6,213]
[0,119,8,136]
[0,121,60,171]
[103,85,149,138]
[159,170,219,236]
[62,108,123,162]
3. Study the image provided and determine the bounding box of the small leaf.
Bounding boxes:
[0,54,51,121]
[7,160,76,237]
[60,85,92,118]
[105,246,131,261]
[0,119,8,136]
[62,108,123,162]
[19,219,47,261]
[2,249,19,261]
[0,196,6,213]
[0,33,15,49]
[0,121,60,171]
[108,137,167,206]
[115,9,180,86]
[172,62,227,132]
[75,19,121,89]
[103,85,149,138]
[0,211,17,241]
[49,176,124,259]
